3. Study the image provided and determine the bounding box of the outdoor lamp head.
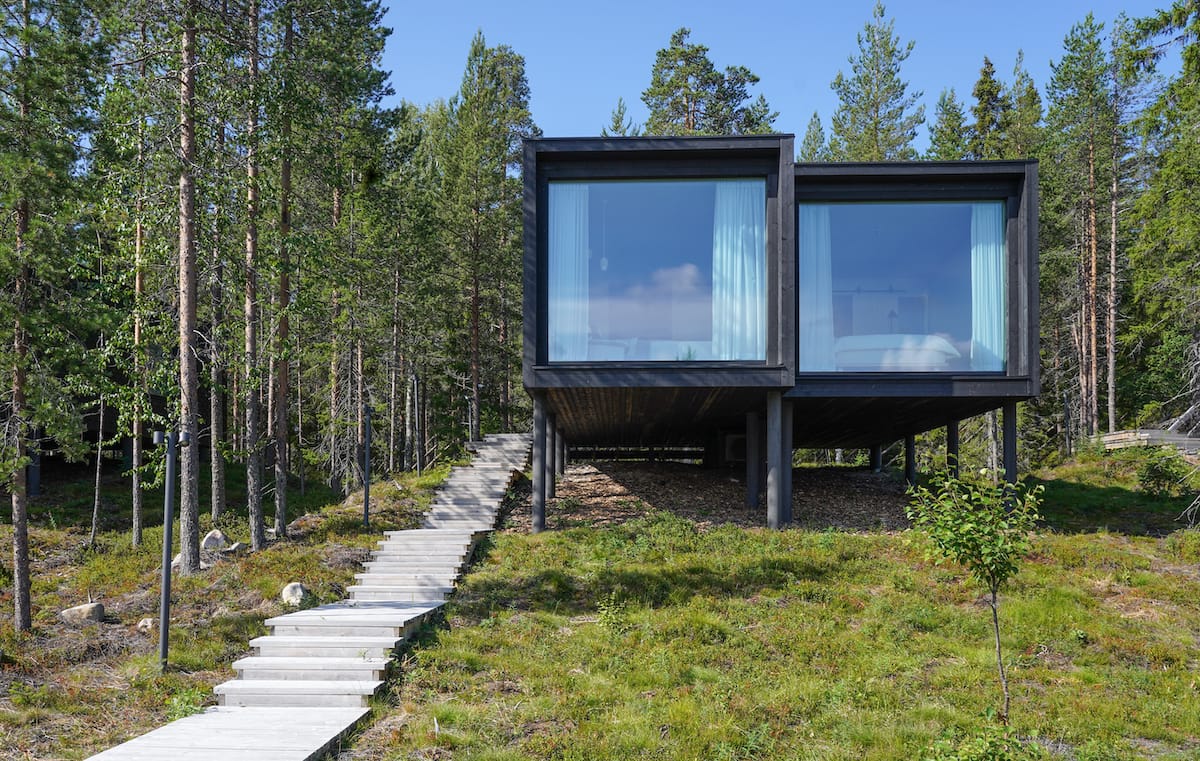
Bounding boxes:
[153,431,164,446]
[179,432,192,446]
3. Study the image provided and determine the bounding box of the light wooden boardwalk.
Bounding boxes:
[1101,429,1200,455]
[85,433,531,761]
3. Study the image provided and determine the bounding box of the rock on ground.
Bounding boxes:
[60,602,105,626]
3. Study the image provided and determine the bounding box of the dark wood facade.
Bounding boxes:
[523,135,1039,529]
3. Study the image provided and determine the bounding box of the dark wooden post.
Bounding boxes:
[767,392,783,529]
[781,399,793,525]
[555,429,566,476]
[1003,401,1018,485]
[869,444,883,473]
[946,420,960,477]
[547,414,557,499]
[745,411,761,510]
[904,434,917,486]
[532,394,547,533]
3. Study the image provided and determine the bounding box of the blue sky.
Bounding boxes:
[379,1,1170,150]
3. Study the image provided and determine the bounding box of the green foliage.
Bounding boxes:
[641,27,777,136]
[165,686,209,720]
[922,728,1042,761]
[596,590,630,635]
[970,57,1007,159]
[1164,528,1200,562]
[798,110,828,161]
[1135,447,1191,497]
[829,1,925,160]
[907,473,1043,596]
[927,88,969,160]
[601,96,641,137]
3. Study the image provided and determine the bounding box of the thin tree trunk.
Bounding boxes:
[12,223,32,631]
[274,19,292,535]
[1107,122,1120,434]
[499,288,511,432]
[245,0,264,550]
[470,272,481,441]
[210,126,227,522]
[177,0,201,574]
[1087,137,1100,436]
[404,366,415,471]
[991,589,1010,724]
[356,332,365,488]
[131,21,147,547]
[388,267,400,472]
[89,394,106,547]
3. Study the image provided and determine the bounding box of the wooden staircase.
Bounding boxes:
[88,433,531,760]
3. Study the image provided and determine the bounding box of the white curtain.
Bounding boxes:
[970,202,1006,371]
[548,183,590,361]
[798,204,835,370]
[712,179,767,360]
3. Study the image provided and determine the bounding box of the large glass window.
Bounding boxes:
[548,178,767,362]
[798,201,1006,372]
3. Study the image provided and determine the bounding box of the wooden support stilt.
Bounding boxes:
[870,444,883,473]
[767,392,783,529]
[781,399,793,525]
[547,415,557,499]
[532,395,546,533]
[1003,401,1018,485]
[745,412,761,510]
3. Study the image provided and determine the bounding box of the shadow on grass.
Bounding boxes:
[450,552,833,620]
[1031,477,1192,536]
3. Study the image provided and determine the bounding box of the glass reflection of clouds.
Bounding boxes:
[548,178,766,362]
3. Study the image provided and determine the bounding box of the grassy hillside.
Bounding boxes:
[0,463,452,760]
[345,450,1200,761]
[2,446,1198,760]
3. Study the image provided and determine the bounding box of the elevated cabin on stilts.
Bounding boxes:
[522,135,1039,529]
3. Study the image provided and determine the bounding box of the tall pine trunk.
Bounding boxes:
[210,126,227,522]
[244,0,264,550]
[1086,137,1100,436]
[177,0,201,574]
[272,5,294,537]
[131,22,147,547]
[1107,121,1120,434]
[11,205,32,630]
[470,271,481,441]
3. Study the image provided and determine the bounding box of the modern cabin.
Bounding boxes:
[523,134,1039,530]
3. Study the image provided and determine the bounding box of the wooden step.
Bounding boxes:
[249,635,404,659]
[232,655,390,681]
[215,679,382,708]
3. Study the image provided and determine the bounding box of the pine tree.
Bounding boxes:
[828,1,924,161]
[641,27,776,136]
[1001,51,1044,159]
[926,89,969,160]
[601,96,641,136]
[1128,0,1200,433]
[1045,14,1115,437]
[970,57,1007,159]
[1,0,107,628]
[798,111,828,161]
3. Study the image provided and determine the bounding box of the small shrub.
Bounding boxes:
[166,686,209,720]
[596,590,630,634]
[922,727,1042,761]
[908,471,1042,724]
[1136,447,1190,497]
[1164,528,1200,563]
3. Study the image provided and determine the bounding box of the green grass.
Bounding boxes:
[0,461,448,760]
[373,505,1200,760]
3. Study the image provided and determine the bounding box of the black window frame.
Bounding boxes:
[791,161,1039,397]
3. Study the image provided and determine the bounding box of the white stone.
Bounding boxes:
[223,541,247,553]
[281,582,312,607]
[171,552,211,571]
[202,529,231,550]
[60,602,105,626]
[137,617,154,633]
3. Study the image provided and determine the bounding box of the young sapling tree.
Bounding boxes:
[907,471,1043,724]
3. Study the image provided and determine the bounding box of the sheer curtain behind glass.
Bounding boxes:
[712,179,767,360]
[548,183,589,361]
[798,204,835,370]
[970,202,1006,371]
